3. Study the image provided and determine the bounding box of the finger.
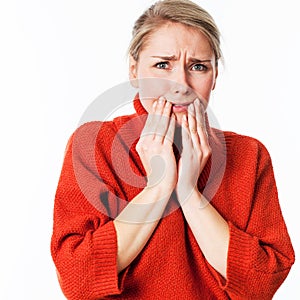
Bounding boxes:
[181,114,192,150]
[194,99,209,145]
[142,97,166,135]
[200,102,208,133]
[154,99,172,142]
[164,113,176,145]
[194,98,205,128]
[187,103,200,148]
[154,96,165,116]
[141,100,159,138]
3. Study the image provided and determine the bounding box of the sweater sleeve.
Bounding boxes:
[219,139,295,299]
[51,123,129,300]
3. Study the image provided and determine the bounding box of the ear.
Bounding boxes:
[129,55,139,88]
[212,66,218,91]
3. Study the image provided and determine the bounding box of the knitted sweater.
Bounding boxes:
[51,99,294,300]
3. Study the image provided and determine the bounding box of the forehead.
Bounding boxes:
[141,22,213,57]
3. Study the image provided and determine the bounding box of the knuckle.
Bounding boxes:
[136,141,148,153]
[191,128,197,134]
[197,124,204,130]
[202,145,212,157]
[197,151,203,160]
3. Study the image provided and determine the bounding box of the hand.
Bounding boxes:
[136,97,177,194]
[176,98,211,203]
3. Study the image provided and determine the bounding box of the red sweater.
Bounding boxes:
[51,99,294,300]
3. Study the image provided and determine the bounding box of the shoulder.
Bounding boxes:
[75,120,116,137]
[73,113,136,143]
[72,113,139,157]
[71,121,116,154]
[214,131,277,186]
[222,130,270,157]
[215,130,274,172]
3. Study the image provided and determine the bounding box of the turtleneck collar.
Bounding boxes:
[133,95,148,117]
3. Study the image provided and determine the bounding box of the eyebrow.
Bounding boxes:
[151,55,177,61]
[150,55,212,63]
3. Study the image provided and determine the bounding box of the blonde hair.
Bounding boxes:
[128,0,222,65]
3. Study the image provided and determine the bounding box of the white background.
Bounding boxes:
[0,0,299,298]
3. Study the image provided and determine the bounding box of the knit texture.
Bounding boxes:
[51,98,294,300]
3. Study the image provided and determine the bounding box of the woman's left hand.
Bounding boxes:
[176,98,211,204]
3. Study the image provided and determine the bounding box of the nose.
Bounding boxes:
[170,68,192,96]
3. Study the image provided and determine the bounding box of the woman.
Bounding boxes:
[51,0,295,299]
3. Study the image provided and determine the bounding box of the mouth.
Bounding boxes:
[171,103,191,113]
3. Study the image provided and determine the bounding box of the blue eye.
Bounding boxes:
[155,62,169,69]
[191,64,207,71]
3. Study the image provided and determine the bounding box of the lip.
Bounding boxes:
[172,103,191,113]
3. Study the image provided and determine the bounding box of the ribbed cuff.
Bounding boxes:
[220,222,255,296]
[92,221,128,296]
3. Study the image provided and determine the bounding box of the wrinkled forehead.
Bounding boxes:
[139,22,214,59]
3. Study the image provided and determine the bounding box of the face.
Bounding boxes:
[129,22,218,124]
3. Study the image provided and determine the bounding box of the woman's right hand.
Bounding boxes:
[114,97,177,273]
[136,97,177,194]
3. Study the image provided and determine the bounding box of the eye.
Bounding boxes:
[191,63,207,71]
[155,62,169,69]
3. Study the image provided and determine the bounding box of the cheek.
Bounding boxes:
[140,99,154,113]
[138,78,171,112]
[193,77,215,104]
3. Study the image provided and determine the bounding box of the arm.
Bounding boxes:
[176,99,229,278]
[221,145,295,299]
[51,129,123,300]
[114,97,177,273]
[114,186,171,273]
[180,191,229,278]
[51,98,177,299]
[176,100,295,299]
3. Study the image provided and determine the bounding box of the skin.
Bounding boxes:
[114,22,229,279]
[129,21,218,124]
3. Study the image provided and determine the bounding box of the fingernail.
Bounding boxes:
[153,101,157,108]
[158,96,164,103]
[195,98,200,105]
